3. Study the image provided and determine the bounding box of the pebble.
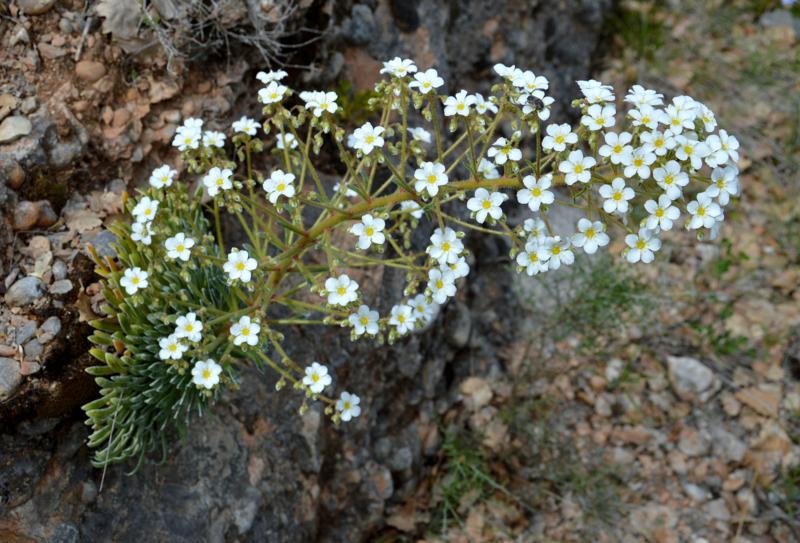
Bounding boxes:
[18,0,57,15]
[667,355,719,403]
[20,97,37,114]
[704,498,731,522]
[37,316,61,343]
[50,279,73,295]
[75,61,107,82]
[0,345,17,357]
[711,426,747,463]
[683,482,710,502]
[735,385,780,417]
[15,318,38,344]
[4,276,46,307]
[678,427,710,457]
[13,201,40,230]
[19,360,41,376]
[0,115,32,144]
[0,357,22,400]
[10,26,30,46]
[36,200,57,227]
[52,260,67,281]
[445,302,472,348]
[24,339,43,360]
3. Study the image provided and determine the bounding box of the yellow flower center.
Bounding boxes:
[277,183,286,191]
[482,200,492,209]
[236,262,245,271]
[436,280,444,289]
[241,328,250,336]
[551,246,561,255]
[343,402,351,410]
[441,242,450,252]
[656,209,664,217]
[427,174,437,184]
[132,277,140,284]
[664,175,674,185]
[202,369,211,379]
[532,188,542,197]
[312,374,320,382]
[168,344,177,352]
[636,240,646,249]
[360,317,369,325]
[697,206,706,216]
[185,324,193,332]
[574,165,584,174]
[555,135,565,144]
[634,158,643,167]
[216,178,224,186]
[337,287,346,295]
[683,145,692,155]
[585,229,596,238]
[613,192,622,201]
[365,135,375,144]
[613,144,622,153]
[177,244,185,252]
[366,227,374,236]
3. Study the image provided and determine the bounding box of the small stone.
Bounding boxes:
[15,318,38,344]
[683,482,710,502]
[13,201,40,230]
[50,279,74,295]
[19,360,41,376]
[38,42,67,60]
[75,61,107,82]
[4,276,46,307]
[704,498,731,522]
[711,426,747,464]
[678,426,710,457]
[52,260,67,281]
[0,115,33,144]
[10,26,30,46]
[722,470,748,492]
[36,200,57,227]
[80,481,97,504]
[7,161,25,189]
[445,302,471,348]
[83,229,117,258]
[736,488,757,515]
[59,18,75,34]
[460,377,492,410]
[735,385,780,417]
[610,446,635,465]
[721,393,742,416]
[0,357,22,400]
[37,316,62,343]
[667,355,719,403]
[0,345,17,357]
[388,446,413,472]
[20,96,37,114]
[24,339,44,360]
[18,0,57,15]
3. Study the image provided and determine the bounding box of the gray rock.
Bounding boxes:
[0,116,33,144]
[388,446,413,472]
[445,302,472,348]
[83,229,117,258]
[37,316,62,344]
[0,357,22,400]
[52,260,68,281]
[23,339,43,360]
[50,279,74,295]
[342,5,376,45]
[683,482,710,503]
[711,426,747,464]
[15,318,38,345]
[705,498,731,522]
[678,427,710,457]
[13,201,40,230]
[666,355,720,403]
[18,0,57,15]
[4,276,46,307]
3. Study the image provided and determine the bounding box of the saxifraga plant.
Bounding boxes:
[83,59,741,469]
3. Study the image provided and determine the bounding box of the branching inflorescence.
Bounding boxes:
[83,59,740,469]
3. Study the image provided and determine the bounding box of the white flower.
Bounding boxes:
[308,91,339,117]
[538,236,574,270]
[467,188,507,223]
[517,174,554,211]
[202,130,226,148]
[629,106,661,130]
[334,181,358,198]
[516,241,548,276]
[172,125,201,151]
[473,93,498,115]
[232,116,259,136]
[674,135,710,170]
[542,123,577,152]
[131,221,153,246]
[662,104,694,134]
[577,79,615,104]
[523,217,546,238]
[599,177,635,214]
[183,118,203,130]
[443,256,470,279]
[120,267,148,295]
[410,294,437,324]
[349,305,380,336]
[625,229,661,263]
[276,132,298,150]
[572,218,609,254]
[487,137,522,165]
[443,90,476,117]
[223,248,257,283]
[231,315,260,346]
[401,200,424,219]
[625,85,664,108]
[325,274,359,306]
[640,129,675,157]
[132,196,159,223]
[408,127,432,143]
[644,195,680,231]
[414,161,448,196]
[512,70,549,94]
[175,312,203,342]
[559,150,595,185]
[687,193,723,229]
[705,129,739,167]
[258,81,288,105]
[202,167,233,197]
[519,91,555,120]
[262,170,296,203]
[653,160,689,200]
[707,165,739,206]
[477,158,500,180]
[350,214,386,249]
[598,131,633,165]
[389,304,415,334]
[351,122,385,154]
[158,333,187,361]
[409,68,444,93]
[149,165,177,188]
[493,63,517,79]
[699,105,718,133]
[256,69,287,83]
[192,359,222,389]
[336,391,361,421]
[427,227,463,265]
[381,57,417,78]
[581,104,616,131]
[303,362,332,394]
[623,147,657,179]
[427,268,456,304]
[165,233,195,261]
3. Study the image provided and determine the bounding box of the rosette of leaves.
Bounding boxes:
[83,187,237,470]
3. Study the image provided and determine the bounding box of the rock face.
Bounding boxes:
[0,1,614,541]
